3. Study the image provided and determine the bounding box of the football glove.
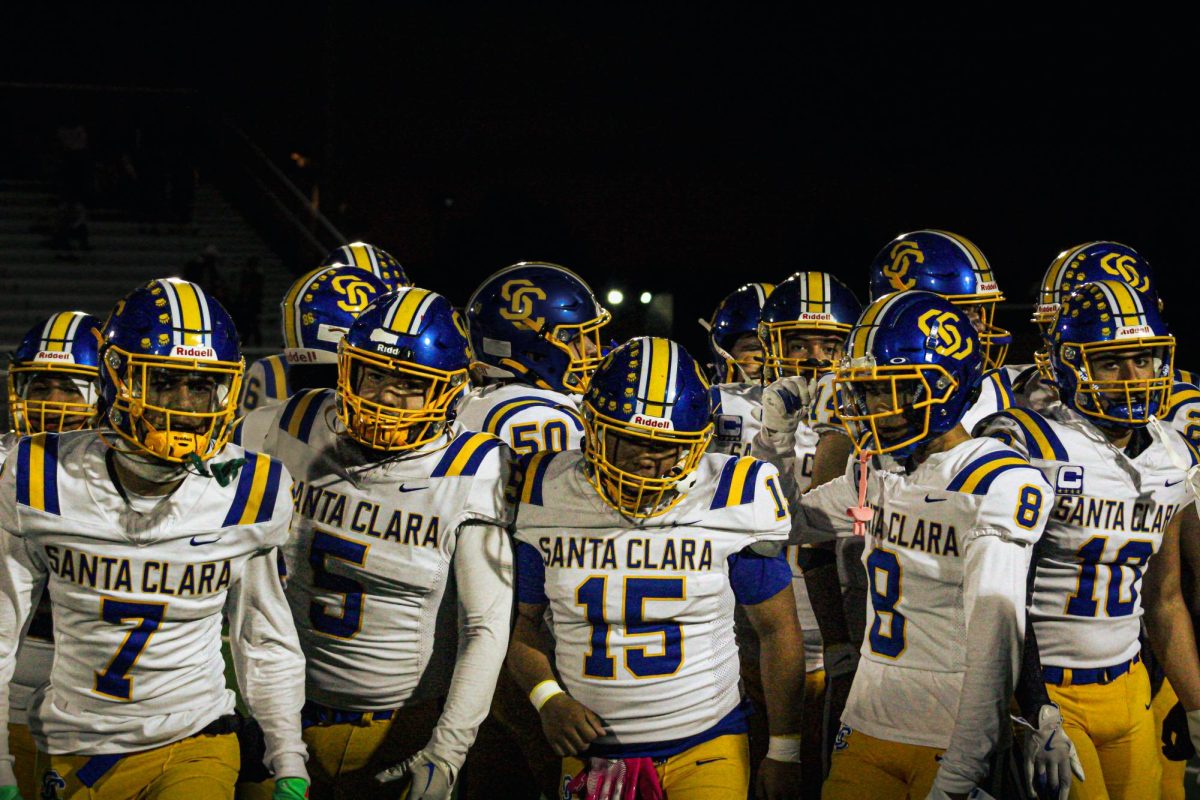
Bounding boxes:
[272,777,309,799]
[1021,704,1084,800]
[761,375,811,434]
[375,750,457,800]
[1162,701,1195,760]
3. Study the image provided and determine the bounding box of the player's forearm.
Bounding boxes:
[426,525,514,768]
[0,534,43,786]
[936,534,1027,794]
[1146,588,1200,710]
[506,606,556,696]
[228,549,309,781]
[809,431,853,491]
[757,618,806,736]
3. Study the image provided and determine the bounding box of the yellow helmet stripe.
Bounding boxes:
[641,338,674,418]
[805,272,825,310]
[931,229,996,287]
[754,283,775,304]
[164,280,209,347]
[1095,279,1144,322]
[41,312,79,352]
[848,293,903,359]
[349,243,373,271]
[385,288,435,334]
[281,269,317,349]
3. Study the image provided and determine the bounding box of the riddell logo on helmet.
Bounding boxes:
[632,414,674,430]
[798,312,834,322]
[170,345,217,360]
[284,349,320,364]
[34,351,75,362]
[1116,325,1154,339]
[977,281,999,293]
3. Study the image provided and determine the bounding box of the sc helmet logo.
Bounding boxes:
[883,241,923,291]
[331,275,380,313]
[499,278,548,330]
[917,309,974,361]
[1099,253,1150,292]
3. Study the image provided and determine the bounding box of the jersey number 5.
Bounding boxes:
[309,530,370,639]
[576,576,685,679]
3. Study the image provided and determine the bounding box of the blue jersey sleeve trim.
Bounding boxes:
[728,549,792,605]
[515,541,548,605]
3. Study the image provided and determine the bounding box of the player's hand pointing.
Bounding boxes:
[539,693,608,756]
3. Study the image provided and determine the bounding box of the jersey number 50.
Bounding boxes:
[576,576,685,679]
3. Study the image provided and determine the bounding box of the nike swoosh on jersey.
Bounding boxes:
[1044,730,1057,751]
[423,762,435,791]
[189,536,222,546]
[924,495,947,503]
[1167,479,1185,487]
[398,484,429,493]
[668,519,705,528]
[695,757,727,766]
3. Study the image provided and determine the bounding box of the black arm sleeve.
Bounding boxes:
[1014,547,1052,721]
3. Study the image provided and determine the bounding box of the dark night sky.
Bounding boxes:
[4,4,1197,362]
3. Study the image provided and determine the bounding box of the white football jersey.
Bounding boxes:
[0,430,305,770]
[800,436,1050,748]
[1161,381,1200,452]
[455,383,584,455]
[261,389,513,710]
[0,433,55,728]
[239,354,291,416]
[978,405,1198,668]
[996,364,1059,418]
[514,450,791,744]
[709,382,823,671]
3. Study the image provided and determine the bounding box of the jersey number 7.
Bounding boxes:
[94,598,168,701]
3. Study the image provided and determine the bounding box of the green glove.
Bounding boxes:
[272,777,309,799]
[0,786,24,800]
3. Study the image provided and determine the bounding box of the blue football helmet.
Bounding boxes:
[868,230,1010,370]
[100,279,243,462]
[320,241,411,292]
[1050,279,1173,429]
[1034,242,1158,379]
[8,311,104,434]
[581,337,714,518]
[337,287,471,451]
[466,262,610,395]
[758,272,862,381]
[280,265,390,365]
[835,291,983,457]
[705,282,774,383]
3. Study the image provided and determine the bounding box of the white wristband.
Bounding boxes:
[529,679,566,712]
[766,735,802,763]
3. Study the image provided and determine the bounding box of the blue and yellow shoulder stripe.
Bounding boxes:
[254,354,290,403]
[947,448,1041,495]
[515,450,559,506]
[1174,432,1200,468]
[1163,382,1200,422]
[1175,368,1199,387]
[710,455,765,510]
[481,395,584,435]
[277,388,332,444]
[981,368,1014,411]
[982,408,1069,462]
[222,451,285,527]
[15,433,61,515]
[431,431,504,478]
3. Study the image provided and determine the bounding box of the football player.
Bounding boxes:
[0,279,308,800]
[714,272,860,796]
[251,288,513,800]
[456,261,609,454]
[703,281,775,386]
[455,262,609,798]
[798,290,1055,799]
[3,311,103,799]
[237,265,389,445]
[796,230,1017,769]
[240,243,406,415]
[507,337,805,800]
[978,280,1200,799]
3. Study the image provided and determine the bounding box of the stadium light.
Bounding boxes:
[607,289,624,305]
[639,291,653,304]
